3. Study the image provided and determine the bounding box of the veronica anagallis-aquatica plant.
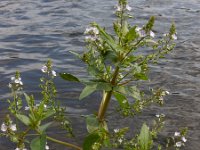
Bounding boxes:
[1,0,187,150]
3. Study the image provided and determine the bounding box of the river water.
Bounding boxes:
[0,0,199,149]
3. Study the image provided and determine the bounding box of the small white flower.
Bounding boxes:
[41,65,48,73]
[174,131,181,137]
[19,81,23,85]
[45,144,49,150]
[15,148,20,150]
[52,70,56,77]
[135,27,142,32]
[118,138,123,144]
[8,83,12,88]
[114,129,119,133]
[14,79,20,84]
[10,124,17,131]
[44,104,47,109]
[84,27,99,35]
[165,91,170,95]
[150,30,155,38]
[126,5,132,11]
[182,136,187,143]
[116,5,122,11]
[85,35,97,42]
[11,77,15,81]
[156,114,160,118]
[163,33,168,37]
[25,106,30,110]
[175,141,182,147]
[1,123,7,132]
[171,34,177,40]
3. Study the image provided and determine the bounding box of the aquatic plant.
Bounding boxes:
[1,0,187,149]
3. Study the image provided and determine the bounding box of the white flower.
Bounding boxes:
[165,91,170,95]
[163,33,168,37]
[11,77,16,81]
[8,83,12,88]
[41,65,48,73]
[85,35,97,42]
[135,27,142,32]
[84,27,99,35]
[10,124,17,131]
[25,106,30,111]
[156,114,160,118]
[52,70,56,77]
[45,144,49,150]
[116,5,122,11]
[126,5,132,11]
[175,141,182,147]
[118,138,123,144]
[182,136,187,143]
[114,129,119,133]
[171,34,177,40]
[135,27,146,37]
[174,131,181,137]
[1,123,7,132]
[150,31,155,38]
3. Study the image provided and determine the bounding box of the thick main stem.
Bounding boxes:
[97,67,119,122]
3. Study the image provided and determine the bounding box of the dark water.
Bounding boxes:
[0,0,200,149]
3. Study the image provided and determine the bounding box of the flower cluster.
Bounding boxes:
[41,65,56,77]
[135,26,155,38]
[1,121,17,132]
[174,131,187,148]
[9,74,23,91]
[84,26,99,42]
[116,4,132,12]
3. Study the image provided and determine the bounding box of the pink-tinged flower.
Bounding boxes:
[1,123,7,132]
[84,27,99,35]
[41,65,48,73]
[174,131,180,137]
[135,27,146,37]
[126,5,132,11]
[150,31,155,38]
[175,141,182,147]
[171,34,177,40]
[9,124,17,131]
[52,70,56,77]
[182,136,187,143]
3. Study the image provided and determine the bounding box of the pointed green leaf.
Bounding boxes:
[16,114,30,126]
[96,82,112,91]
[38,122,53,132]
[137,123,152,150]
[83,133,100,150]
[113,92,127,106]
[30,134,46,150]
[86,115,99,133]
[125,26,137,42]
[60,73,80,82]
[79,84,97,100]
[128,86,141,100]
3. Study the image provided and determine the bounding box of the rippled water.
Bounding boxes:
[0,0,199,149]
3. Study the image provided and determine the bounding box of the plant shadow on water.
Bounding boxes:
[0,0,200,149]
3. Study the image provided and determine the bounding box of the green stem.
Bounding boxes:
[97,67,119,121]
[47,136,82,150]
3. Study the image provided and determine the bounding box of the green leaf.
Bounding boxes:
[79,84,97,100]
[42,109,55,120]
[60,73,80,82]
[16,114,30,126]
[93,23,124,52]
[134,73,148,80]
[125,26,137,42]
[137,123,152,150]
[96,82,112,91]
[83,133,100,150]
[86,115,99,133]
[38,122,53,132]
[24,93,31,104]
[30,134,46,150]
[127,86,141,100]
[113,92,127,107]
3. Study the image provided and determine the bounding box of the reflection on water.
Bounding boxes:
[0,0,200,149]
